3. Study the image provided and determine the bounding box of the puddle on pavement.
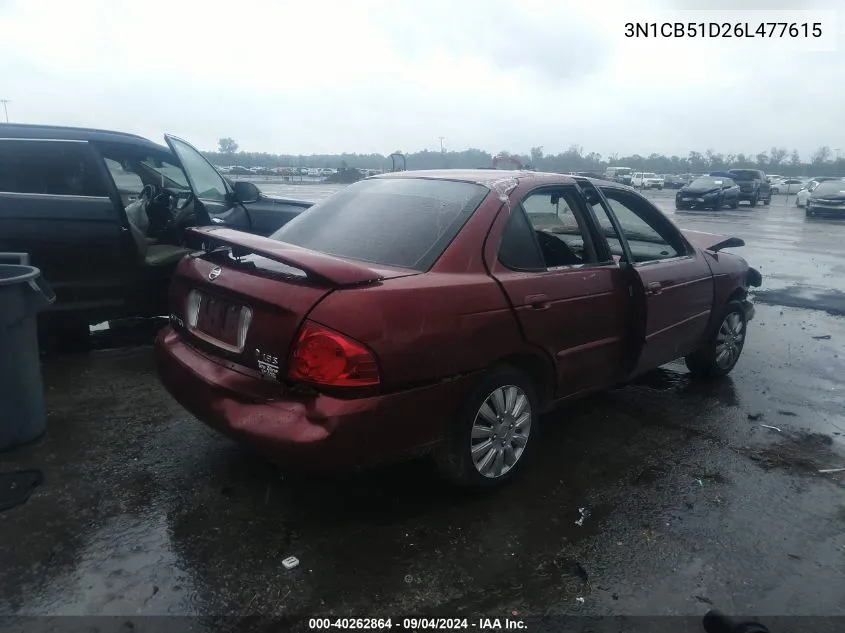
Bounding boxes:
[16,513,197,616]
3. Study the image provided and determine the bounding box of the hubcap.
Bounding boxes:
[470,385,532,479]
[715,312,745,369]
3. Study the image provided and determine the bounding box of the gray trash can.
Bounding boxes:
[0,263,56,451]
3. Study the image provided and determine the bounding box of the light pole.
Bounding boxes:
[0,100,9,123]
[438,136,445,153]
[835,148,841,161]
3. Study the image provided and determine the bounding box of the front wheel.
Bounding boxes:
[749,193,759,207]
[685,301,747,380]
[730,198,739,209]
[435,365,539,487]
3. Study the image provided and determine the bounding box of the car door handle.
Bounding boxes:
[646,281,663,295]
[525,294,551,310]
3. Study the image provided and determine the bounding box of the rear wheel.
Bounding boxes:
[686,301,747,380]
[435,365,539,487]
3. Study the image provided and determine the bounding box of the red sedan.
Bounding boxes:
[155,170,761,486]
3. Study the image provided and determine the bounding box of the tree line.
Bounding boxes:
[206,138,845,177]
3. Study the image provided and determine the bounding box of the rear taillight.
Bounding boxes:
[287,320,380,387]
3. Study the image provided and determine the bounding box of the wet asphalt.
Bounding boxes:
[1,187,844,627]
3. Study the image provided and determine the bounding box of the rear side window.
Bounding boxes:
[498,206,545,271]
[271,178,488,270]
[0,140,108,197]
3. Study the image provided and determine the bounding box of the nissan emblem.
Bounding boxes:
[208,266,222,281]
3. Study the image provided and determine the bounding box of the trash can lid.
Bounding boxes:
[0,264,41,286]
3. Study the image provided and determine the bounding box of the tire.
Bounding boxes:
[730,198,738,209]
[658,186,663,190]
[685,300,747,380]
[763,197,771,206]
[806,208,814,217]
[435,364,539,488]
[749,193,759,207]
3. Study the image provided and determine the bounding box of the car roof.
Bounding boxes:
[0,123,168,152]
[372,168,624,189]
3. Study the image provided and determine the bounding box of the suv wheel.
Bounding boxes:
[749,193,759,207]
[686,301,747,380]
[435,365,539,487]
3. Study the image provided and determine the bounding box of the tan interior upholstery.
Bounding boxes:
[124,200,194,267]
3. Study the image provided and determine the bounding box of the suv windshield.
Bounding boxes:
[729,170,761,181]
[270,178,488,270]
[644,173,657,178]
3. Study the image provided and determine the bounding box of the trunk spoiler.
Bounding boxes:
[681,229,745,252]
[187,226,385,287]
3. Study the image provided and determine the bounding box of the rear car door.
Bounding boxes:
[592,187,714,375]
[491,184,631,398]
[0,138,132,317]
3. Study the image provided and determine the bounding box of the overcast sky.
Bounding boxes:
[0,0,842,158]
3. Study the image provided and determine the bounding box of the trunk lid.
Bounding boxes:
[170,227,416,377]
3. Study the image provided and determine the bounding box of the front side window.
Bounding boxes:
[0,140,108,197]
[592,188,686,263]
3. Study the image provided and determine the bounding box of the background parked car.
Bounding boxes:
[796,177,843,207]
[664,174,686,189]
[0,124,312,347]
[805,179,845,217]
[605,166,633,185]
[631,172,664,189]
[716,169,772,206]
[769,178,806,194]
[676,176,740,210]
[156,170,760,487]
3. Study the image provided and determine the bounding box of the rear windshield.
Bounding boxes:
[728,170,761,181]
[270,178,488,271]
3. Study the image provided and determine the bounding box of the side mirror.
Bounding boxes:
[232,181,261,204]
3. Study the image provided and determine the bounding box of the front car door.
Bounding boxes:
[590,186,714,376]
[490,183,630,398]
[0,138,132,322]
[164,134,254,233]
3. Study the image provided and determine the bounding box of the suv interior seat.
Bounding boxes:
[124,199,194,267]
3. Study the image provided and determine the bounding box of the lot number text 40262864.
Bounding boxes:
[308,617,527,630]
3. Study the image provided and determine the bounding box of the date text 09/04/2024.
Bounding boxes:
[624,22,822,38]
[308,618,526,630]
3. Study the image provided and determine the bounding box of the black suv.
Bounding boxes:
[724,169,772,206]
[0,124,312,342]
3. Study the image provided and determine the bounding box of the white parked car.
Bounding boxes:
[770,178,806,194]
[796,178,843,207]
[631,172,665,189]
